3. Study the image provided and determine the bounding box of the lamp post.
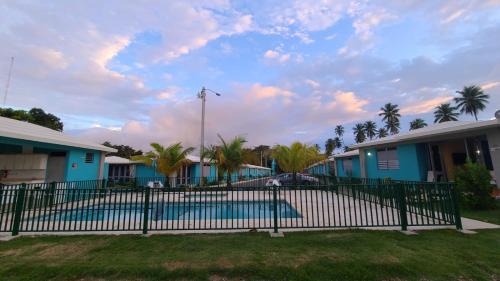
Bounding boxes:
[198,87,221,186]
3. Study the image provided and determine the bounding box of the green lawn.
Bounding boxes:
[461,201,500,225]
[1,229,499,281]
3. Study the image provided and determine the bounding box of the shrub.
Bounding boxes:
[454,161,495,210]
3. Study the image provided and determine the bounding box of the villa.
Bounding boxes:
[0,116,115,184]
[350,118,500,187]
[105,155,271,186]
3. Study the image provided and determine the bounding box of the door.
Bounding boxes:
[46,153,67,182]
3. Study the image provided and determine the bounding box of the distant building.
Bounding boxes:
[333,150,360,178]
[0,116,116,184]
[350,118,500,187]
[305,156,335,176]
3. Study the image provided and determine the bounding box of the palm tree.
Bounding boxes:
[353,123,366,143]
[364,121,377,140]
[132,143,194,187]
[335,125,344,138]
[409,118,427,130]
[434,103,459,123]
[377,128,388,138]
[379,103,401,135]
[272,142,323,185]
[325,138,335,156]
[333,136,342,151]
[216,134,247,187]
[455,85,489,120]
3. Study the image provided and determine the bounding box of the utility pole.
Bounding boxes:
[3,57,14,106]
[197,87,221,186]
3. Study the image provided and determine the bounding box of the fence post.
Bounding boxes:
[397,184,408,231]
[451,184,463,230]
[272,185,279,233]
[142,187,150,235]
[12,183,27,236]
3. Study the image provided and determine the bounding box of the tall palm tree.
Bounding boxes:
[364,121,377,140]
[409,118,428,130]
[272,142,322,185]
[455,85,489,120]
[377,128,388,138]
[202,144,223,180]
[325,138,335,156]
[434,103,460,123]
[335,125,344,138]
[216,134,247,187]
[333,136,342,151]
[132,143,194,187]
[353,123,366,143]
[379,103,401,135]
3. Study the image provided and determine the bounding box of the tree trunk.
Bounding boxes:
[226,171,232,188]
[292,172,297,187]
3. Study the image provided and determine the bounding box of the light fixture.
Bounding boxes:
[476,149,481,155]
[367,152,372,156]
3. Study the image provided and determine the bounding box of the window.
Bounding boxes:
[84,152,94,163]
[377,147,399,170]
[343,158,353,174]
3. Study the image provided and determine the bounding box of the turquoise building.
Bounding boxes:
[0,116,116,184]
[333,150,361,178]
[305,157,335,176]
[105,155,271,186]
[350,119,500,186]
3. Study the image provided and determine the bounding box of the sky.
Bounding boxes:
[1,0,500,152]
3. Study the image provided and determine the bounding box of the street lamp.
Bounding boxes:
[198,87,221,186]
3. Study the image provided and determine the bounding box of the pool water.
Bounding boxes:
[42,200,300,221]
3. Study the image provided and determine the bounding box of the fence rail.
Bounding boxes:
[0,178,462,235]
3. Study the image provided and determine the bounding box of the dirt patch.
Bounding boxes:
[372,255,401,264]
[34,240,105,259]
[163,257,246,271]
[209,275,245,281]
[0,242,52,257]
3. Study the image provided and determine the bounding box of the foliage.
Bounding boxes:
[272,142,323,184]
[454,161,495,210]
[377,128,388,138]
[131,143,194,183]
[216,134,247,187]
[102,141,143,159]
[0,107,63,131]
[409,118,427,130]
[353,123,366,143]
[364,121,377,140]
[335,125,344,138]
[434,103,459,123]
[324,138,335,156]
[455,85,489,120]
[379,103,401,135]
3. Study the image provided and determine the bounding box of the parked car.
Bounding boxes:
[265,173,319,186]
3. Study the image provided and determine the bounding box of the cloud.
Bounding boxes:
[400,95,454,114]
[327,91,369,114]
[481,81,500,90]
[263,49,291,63]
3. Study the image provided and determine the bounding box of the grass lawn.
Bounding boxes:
[461,200,500,225]
[1,229,499,281]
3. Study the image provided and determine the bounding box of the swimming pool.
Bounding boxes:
[41,200,301,221]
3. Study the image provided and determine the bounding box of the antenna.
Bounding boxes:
[3,57,14,106]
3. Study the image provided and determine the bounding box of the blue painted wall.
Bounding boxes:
[1,136,106,182]
[135,163,160,177]
[336,156,360,177]
[65,150,102,181]
[363,144,428,181]
[306,161,332,176]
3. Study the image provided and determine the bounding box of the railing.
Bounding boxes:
[0,178,461,235]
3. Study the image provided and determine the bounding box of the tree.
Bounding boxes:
[216,135,247,187]
[0,107,64,131]
[379,103,401,135]
[131,143,194,187]
[455,85,489,121]
[335,125,344,138]
[377,128,388,138]
[434,103,459,123]
[325,138,335,156]
[409,118,428,130]
[253,145,271,167]
[272,142,322,185]
[455,161,495,210]
[364,121,377,140]
[353,123,366,143]
[102,142,143,159]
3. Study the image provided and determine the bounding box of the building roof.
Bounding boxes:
[0,116,116,152]
[332,149,360,159]
[105,156,143,164]
[241,163,271,170]
[350,119,500,149]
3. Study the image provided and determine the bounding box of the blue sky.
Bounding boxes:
[1,0,500,151]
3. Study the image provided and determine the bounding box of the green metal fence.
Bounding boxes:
[0,177,462,235]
